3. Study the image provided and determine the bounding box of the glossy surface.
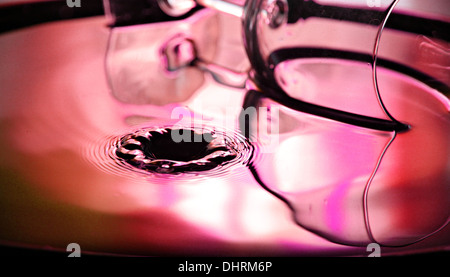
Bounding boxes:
[0,16,448,256]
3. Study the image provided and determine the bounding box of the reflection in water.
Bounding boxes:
[243,89,397,246]
[243,59,450,247]
[0,16,449,256]
[0,16,343,256]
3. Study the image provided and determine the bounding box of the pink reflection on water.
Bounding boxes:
[0,12,448,256]
[245,54,449,246]
[0,16,342,255]
[326,181,351,235]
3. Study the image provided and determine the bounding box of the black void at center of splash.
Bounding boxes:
[114,128,242,174]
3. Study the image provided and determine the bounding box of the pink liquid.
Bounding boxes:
[0,16,448,256]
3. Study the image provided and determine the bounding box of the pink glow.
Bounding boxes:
[326,181,351,235]
[0,6,448,256]
[0,17,343,255]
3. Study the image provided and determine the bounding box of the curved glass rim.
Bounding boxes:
[246,47,449,132]
[244,0,449,133]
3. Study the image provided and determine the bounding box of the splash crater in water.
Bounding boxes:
[101,125,254,178]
